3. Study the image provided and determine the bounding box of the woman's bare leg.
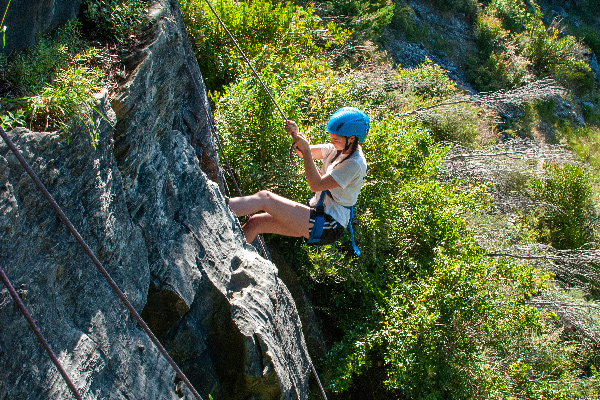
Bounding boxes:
[228,190,311,243]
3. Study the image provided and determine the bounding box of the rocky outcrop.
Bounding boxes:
[0,0,83,54]
[383,0,477,92]
[0,1,311,399]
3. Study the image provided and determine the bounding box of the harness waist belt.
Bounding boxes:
[307,190,361,256]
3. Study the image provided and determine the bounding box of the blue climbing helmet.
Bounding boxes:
[326,107,370,143]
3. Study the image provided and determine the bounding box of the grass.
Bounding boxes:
[0,20,105,145]
[0,0,151,144]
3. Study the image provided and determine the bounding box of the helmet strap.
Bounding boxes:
[343,137,352,152]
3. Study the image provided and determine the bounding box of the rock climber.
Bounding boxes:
[227,107,369,253]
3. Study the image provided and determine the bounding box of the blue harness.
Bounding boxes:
[307,190,361,256]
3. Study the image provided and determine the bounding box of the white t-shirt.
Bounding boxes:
[308,143,367,227]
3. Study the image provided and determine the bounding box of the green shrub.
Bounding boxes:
[468,8,535,92]
[418,103,489,145]
[0,20,103,142]
[474,13,510,57]
[179,0,348,92]
[310,0,394,40]
[523,20,594,94]
[526,163,597,249]
[25,65,103,134]
[395,58,460,99]
[467,50,529,91]
[485,0,538,33]
[6,20,90,94]
[83,0,149,44]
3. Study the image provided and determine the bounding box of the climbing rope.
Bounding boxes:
[311,362,329,400]
[183,57,271,261]
[202,0,286,120]
[188,3,329,398]
[201,0,301,165]
[0,266,84,400]
[0,127,205,400]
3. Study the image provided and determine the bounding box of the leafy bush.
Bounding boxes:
[526,163,597,249]
[6,21,91,94]
[485,0,538,34]
[394,58,460,99]
[418,103,486,145]
[467,50,530,91]
[179,0,348,92]
[468,3,594,95]
[0,20,103,142]
[309,0,394,40]
[474,13,510,57]
[83,0,149,44]
[522,20,594,93]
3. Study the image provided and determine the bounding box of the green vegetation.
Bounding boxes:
[0,0,150,145]
[0,20,103,143]
[467,0,594,94]
[524,163,597,249]
[309,0,394,40]
[83,0,149,44]
[182,0,600,398]
[565,126,600,169]
[179,0,348,92]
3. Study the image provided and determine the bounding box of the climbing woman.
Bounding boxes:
[227,107,369,255]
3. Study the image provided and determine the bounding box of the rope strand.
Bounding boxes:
[202,0,286,121]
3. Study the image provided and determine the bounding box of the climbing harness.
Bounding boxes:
[0,266,84,400]
[0,127,206,400]
[307,190,361,256]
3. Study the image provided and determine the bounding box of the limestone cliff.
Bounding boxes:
[0,1,311,399]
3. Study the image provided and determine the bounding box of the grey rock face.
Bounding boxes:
[0,0,82,54]
[0,1,311,399]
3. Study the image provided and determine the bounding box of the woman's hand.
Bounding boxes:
[284,120,310,158]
